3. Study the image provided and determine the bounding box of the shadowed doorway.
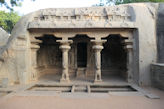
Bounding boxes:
[77,42,87,67]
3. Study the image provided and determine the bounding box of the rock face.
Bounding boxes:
[151,63,164,90]
[0,28,9,61]
[0,28,9,47]
[150,3,164,90]
[0,3,163,86]
[0,28,10,85]
[157,3,164,63]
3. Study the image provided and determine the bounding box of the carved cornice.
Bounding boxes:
[34,7,131,21]
[28,6,135,29]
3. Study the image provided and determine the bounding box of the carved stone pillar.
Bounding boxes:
[124,39,133,83]
[30,38,42,81]
[91,40,106,83]
[30,49,38,81]
[57,40,72,83]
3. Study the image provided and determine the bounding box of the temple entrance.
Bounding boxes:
[33,33,130,85]
[77,42,87,67]
[71,35,91,78]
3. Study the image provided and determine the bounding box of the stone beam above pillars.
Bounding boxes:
[91,39,106,83]
[57,39,73,83]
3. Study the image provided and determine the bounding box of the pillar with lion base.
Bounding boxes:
[57,39,73,83]
[91,39,106,83]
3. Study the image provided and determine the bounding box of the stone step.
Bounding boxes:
[77,68,86,70]
[76,68,86,77]
[31,87,71,92]
[91,87,135,92]
[74,85,87,92]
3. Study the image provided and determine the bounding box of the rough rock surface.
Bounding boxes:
[0,28,10,85]
[0,28,9,47]
[151,63,164,90]
[157,3,164,63]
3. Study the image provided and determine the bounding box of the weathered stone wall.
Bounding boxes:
[151,63,164,90]
[150,3,164,90]
[132,3,158,86]
[36,35,62,76]
[37,35,62,68]
[157,3,164,63]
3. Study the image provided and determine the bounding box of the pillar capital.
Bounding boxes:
[59,45,71,51]
[123,39,133,51]
[92,45,104,51]
[30,39,42,50]
[124,45,133,51]
[58,40,72,52]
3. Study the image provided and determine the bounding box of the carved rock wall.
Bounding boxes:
[0,3,159,86]
[28,6,134,29]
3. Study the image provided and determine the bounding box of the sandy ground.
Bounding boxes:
[0,87,163,109]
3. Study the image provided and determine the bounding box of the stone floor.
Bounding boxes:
[38,73,128,85]
[0,74,163,109]
[0,87,163,109]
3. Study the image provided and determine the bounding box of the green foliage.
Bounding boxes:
[0,0,23,10]
[116,0,164,5]
[95,0,164,6]
[0,11,20,33]
[0,0,35,10]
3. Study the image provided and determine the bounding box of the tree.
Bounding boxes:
[0,11,20,33]
[0,0,35,10]
[94,0,164,6]
[116,0,164,5]
[0,0,23,10]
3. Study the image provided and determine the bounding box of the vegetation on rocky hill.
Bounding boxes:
[95,0,164,6]
[0,11,20,33]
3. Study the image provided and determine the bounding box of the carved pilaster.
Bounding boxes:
[30,38,42,81]
[124,39,133,83]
